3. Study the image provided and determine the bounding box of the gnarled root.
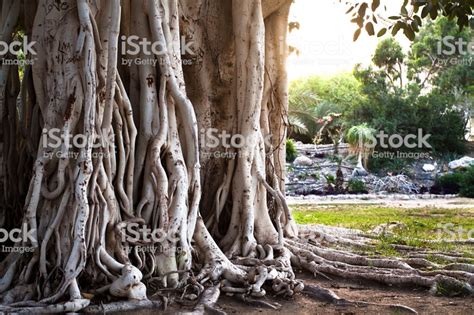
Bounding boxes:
[288,226,474,298]
[109,264,147,300]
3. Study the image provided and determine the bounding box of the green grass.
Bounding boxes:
[292,205,474,259]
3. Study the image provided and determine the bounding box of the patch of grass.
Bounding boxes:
[292,205,474,259]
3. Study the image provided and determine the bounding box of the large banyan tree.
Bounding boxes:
[0,0,472,313]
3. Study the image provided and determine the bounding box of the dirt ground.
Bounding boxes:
[214,273,473,315]
[129,272,473,315]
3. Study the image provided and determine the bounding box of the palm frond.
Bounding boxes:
[288,115,309,135]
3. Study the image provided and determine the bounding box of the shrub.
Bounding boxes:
[368,157,411,175]
[460,166,474,198]
[434,172,464,194]
[347,179,368,194]
[286,139,298,163]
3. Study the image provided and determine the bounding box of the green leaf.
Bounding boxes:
[371,0,380,11]
[353,28,362,41]
[365,22,375,36]
[358,3,368,17]
[351,16,364,28]
[413,15,422,27]
[458,15,469,29]
[377,28,387,37]
[391,22,402,36]
[403,25,415,41]
[413,3,420,13]
[401,7,408,16]
[421,5,430,18]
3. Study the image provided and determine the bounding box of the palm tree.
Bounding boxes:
[288,115,309,137]
[288,90,320,139]
[346,123,376,173]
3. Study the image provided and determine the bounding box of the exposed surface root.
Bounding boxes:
[188,285,223,315]
[0,299,91,314]
[234,294,281,310]
[287,226,474,298]
[303,284,418,314]
[82,300,162,313]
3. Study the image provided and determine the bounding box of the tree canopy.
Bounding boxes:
[343,0,473,41]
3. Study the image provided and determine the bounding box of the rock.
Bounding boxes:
[293,155,313,167]
[293,184,325,196]
[352,167,368,177]
[448,156,474,170]
[422,163,436,172]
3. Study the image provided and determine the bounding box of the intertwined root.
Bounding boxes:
[289,225,474,297]
[0,221,472,313]
[164,226,472,314]
[177,224,472,314]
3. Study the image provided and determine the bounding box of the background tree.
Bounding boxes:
[408,17,474,92]
[372,38,405,88]
[347,16,472,160]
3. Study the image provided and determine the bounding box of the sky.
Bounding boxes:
[287,0,410,80]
